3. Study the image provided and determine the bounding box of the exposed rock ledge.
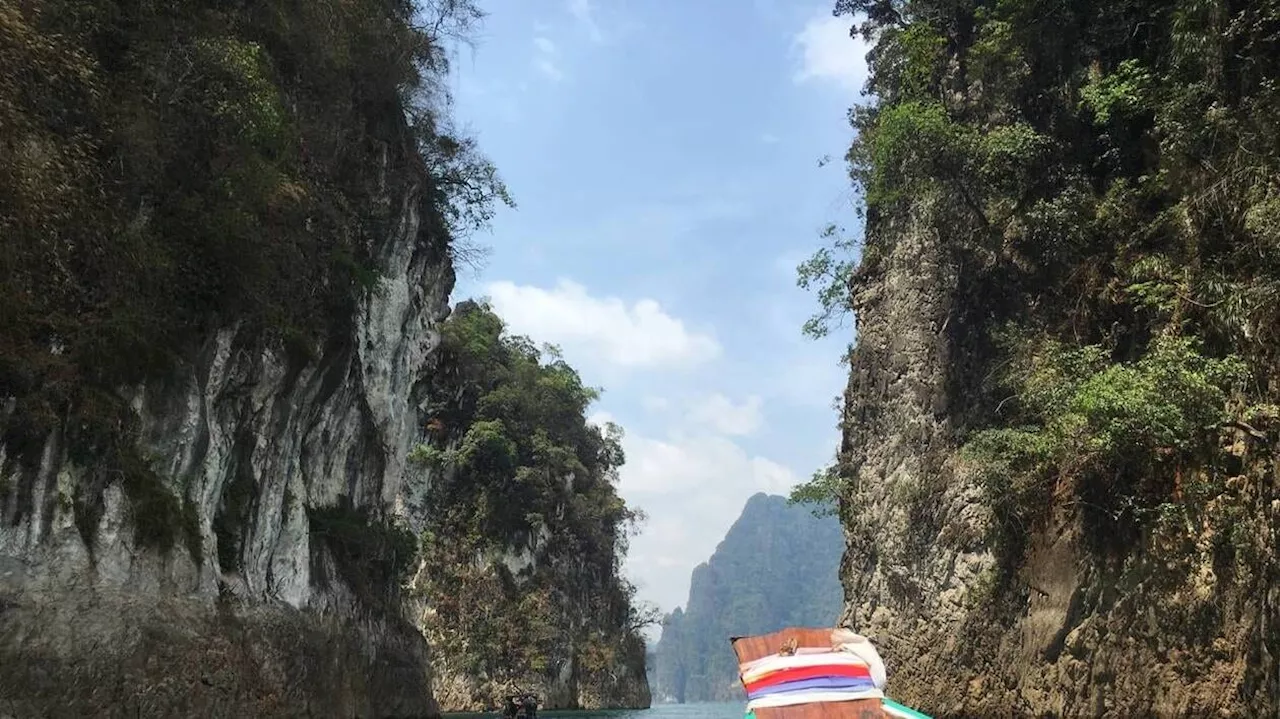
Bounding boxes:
[0,587,437,719]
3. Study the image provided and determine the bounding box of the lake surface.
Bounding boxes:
[446,702,745,719]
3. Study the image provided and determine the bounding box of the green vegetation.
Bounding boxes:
[653,494,844,703]
[787,464,842,518]
[796,223,860,340]
[802,0,1280,564]
[963,335,1246,540]
[0,1,507,550]
[411,301,653,683]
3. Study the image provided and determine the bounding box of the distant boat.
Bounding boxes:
[499,692,539,719]
[731,627,931,719]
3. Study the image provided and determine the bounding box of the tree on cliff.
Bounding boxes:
[409,301,650,703]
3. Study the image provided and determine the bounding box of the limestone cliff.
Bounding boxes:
[824,1,1280,717]
[406,302,652,712]
[0,1,502,716]
[0,161,447,718]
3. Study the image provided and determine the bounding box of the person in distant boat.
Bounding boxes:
[501,691,539,719]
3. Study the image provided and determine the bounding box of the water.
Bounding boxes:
[446,702,744,719]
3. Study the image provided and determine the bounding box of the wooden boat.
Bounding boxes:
[731,627,931,719]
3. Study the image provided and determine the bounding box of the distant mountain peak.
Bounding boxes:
[649,494,843,704]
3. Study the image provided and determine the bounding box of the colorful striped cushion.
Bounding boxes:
[750,675,879,698]
[746,689,885,709]
[731,628,933,717]
[740,651,884,710]
[744,662,873,693]
[740,652,875,683]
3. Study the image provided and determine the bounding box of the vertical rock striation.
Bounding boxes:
[0,0,535,712]
[0,153,453,717]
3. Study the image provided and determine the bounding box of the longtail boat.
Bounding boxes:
[731,627,931,719]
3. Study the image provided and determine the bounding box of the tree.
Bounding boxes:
[787,464,842,518]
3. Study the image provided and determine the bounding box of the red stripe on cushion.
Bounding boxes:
[743,664,872,693]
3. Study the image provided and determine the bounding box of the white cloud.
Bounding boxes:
[761,133,782,144]
[641,396,672,413]
[585,396,800,617]
[623,435,794,495]
[688,393,764,436]
[536,58,565,82]
[486,279,721,370]
[567,0,604,43]
[587,410,617,428]
[532,35,564,82]
[793,11,870,93]
[534,36,557,54]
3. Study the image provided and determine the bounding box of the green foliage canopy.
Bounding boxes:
[410,301,648,683]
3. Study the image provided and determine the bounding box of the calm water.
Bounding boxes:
[446,702,744,719]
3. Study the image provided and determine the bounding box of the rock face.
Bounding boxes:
[3,3,652,716]
[415,537,653,714]
[0,144,452,718]
[0,589,435,718]
[835,196,998,713]
[824,0,1280,714]
[427,630,650,713]
[400,301,651,713]
[838,186,1277,716]
[577,642,652,711]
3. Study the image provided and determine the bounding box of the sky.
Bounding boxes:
[441,0,872,637]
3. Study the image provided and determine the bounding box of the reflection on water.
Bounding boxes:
[445,702,745,719]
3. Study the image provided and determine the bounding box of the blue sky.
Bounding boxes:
[443,0,871,629]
